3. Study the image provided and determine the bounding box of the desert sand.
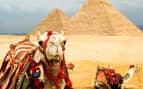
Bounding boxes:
[0,35,143,89]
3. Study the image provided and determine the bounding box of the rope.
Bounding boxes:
[39,31,73,89]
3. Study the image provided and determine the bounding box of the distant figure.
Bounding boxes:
[67,63,75,71]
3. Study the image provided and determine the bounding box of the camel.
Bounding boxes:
[94,65,137,89]
[0,31,72,89]
[33,31,72,89]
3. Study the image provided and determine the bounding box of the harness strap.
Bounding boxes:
[43,54,72,89]
[43,31,57,49]
[39,31,72,89]
[39,47,63,73]
[44,36,50,49]
[29,53,44,89]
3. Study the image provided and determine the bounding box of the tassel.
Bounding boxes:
[47,31,53,36]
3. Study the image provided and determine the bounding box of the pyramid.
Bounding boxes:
[68,0,142,35]
[30,8,70,36]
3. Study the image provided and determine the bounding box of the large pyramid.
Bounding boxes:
[30,8,70,36]
[68,0,142,35]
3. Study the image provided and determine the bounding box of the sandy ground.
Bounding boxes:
[0,35,143,89]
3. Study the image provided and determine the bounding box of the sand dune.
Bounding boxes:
[1,35,143,63]
[0,60,143,89]
[65,35,143,63]
[70,60,143,89]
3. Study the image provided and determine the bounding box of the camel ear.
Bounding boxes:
[37,31,42,40]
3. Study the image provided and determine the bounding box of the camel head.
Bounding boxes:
[37,31,66,62]
[129,64,137,72]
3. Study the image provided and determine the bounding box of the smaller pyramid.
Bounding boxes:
[30,8,70,36]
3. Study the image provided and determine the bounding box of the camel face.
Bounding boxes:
[45,34,64,61]
[129,64,137,72]
[38,31,66,61]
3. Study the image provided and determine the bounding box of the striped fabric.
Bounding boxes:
[0,40,37,89]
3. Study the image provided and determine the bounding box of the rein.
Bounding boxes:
[39,31,72,89]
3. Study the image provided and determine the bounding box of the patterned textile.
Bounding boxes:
[97,67,123,84]
[0,40,37,89]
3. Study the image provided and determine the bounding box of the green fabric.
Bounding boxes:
[21,76,30,89]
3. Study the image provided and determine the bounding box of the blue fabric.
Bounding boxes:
[33,73,40,78]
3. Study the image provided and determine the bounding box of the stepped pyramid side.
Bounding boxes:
[30,8,70,36]
[68,0,142,35]
[103,4,141,35]
[87,0,110,3]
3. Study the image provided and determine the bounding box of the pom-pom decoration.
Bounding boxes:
[47,31,53,36]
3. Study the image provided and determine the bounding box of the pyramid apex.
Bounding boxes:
[50,8,64,16]
[87,0,109,3]
[52,8,61,12]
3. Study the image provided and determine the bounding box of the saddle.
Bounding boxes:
[96,67,123,85]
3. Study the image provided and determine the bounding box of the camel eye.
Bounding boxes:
[50,42,55,45]
[39,41,43,46]
[63,40,66,45]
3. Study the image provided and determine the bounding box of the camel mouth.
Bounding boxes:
[94,81,111,89]
[47,56,61,62]
[95,81,104,87]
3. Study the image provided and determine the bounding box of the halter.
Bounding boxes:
[39,31,72,89]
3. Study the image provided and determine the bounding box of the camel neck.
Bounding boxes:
[123,68,135,83]
[45,59,62,77]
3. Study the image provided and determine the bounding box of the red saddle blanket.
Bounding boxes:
[96,67,123,84]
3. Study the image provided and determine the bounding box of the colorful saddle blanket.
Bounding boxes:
[97,67,123,84]
[0,40,37,89]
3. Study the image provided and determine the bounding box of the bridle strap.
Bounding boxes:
[43,53,72,89]
[39,47,62,73]
[43,36,50,49]
[39,31,72,89]
[43,31,57,49]
[40,31,63,72]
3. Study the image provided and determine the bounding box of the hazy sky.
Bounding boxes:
[0,0,143,33]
